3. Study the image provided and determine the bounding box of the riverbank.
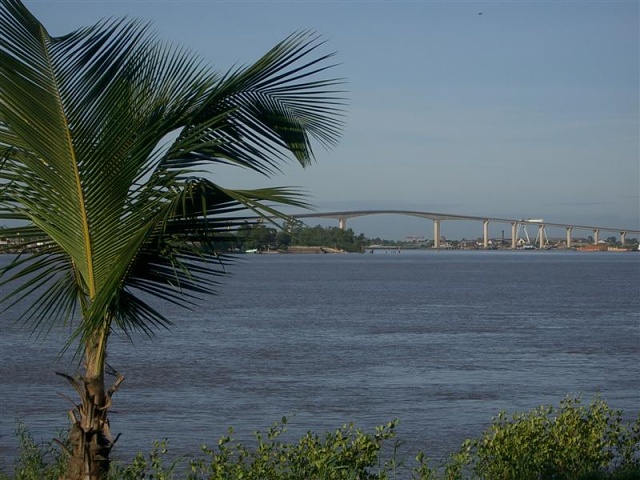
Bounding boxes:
[246,245,347,254]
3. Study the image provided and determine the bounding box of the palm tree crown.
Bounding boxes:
[0,0,344,347]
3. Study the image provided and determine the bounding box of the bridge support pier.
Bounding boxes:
[538,224,546,249]
[511,222,517,249]
[593,229,600,244]
[621,231,626,244]
[566,227,572,249]
[433,220,441,249]
[483,220,489,249]
[338,217,346,230]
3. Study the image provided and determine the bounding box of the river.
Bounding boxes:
[1,250,639,468]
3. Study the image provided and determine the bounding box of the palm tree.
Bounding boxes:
[0,1,344,478]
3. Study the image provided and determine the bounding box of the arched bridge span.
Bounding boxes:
[284,209,640,249]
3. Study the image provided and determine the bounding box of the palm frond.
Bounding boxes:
[162,31,345,174]
[1,0,345,349]
[0,250,82,334]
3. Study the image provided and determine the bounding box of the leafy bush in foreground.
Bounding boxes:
[0,422,66,480]
[1,398,638,479]
[113,419,409,480]
[445,397,640,480]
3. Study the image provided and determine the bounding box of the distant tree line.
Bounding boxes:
[235,221,368,253]
[0,223,368,254]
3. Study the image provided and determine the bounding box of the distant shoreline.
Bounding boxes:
[244,245,639,254]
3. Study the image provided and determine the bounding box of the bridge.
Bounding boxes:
[283,209,640,249]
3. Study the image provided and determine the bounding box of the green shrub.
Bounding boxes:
[108,440,181,480]
[444,396,640,480]
[104,418,414,479]
[185,418,403,479]
[0,422,66,480]
[2,398,638,479]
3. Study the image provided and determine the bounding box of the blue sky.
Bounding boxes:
[25,0,639,240]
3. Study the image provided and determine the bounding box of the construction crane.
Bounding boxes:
[516,219,547,247]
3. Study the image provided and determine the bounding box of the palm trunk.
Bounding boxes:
[57,327,123,480]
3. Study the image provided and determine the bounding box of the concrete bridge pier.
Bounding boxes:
[538,224,546,249]
[566,227,573,249]
[433,220,441,249]
[511,222,517,249]
[338,217,346,230]
[621,231,626,244]
[593,229,600,244]
[483,220,489,249]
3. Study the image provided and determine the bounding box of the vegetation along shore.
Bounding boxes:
[2,397,639,479]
